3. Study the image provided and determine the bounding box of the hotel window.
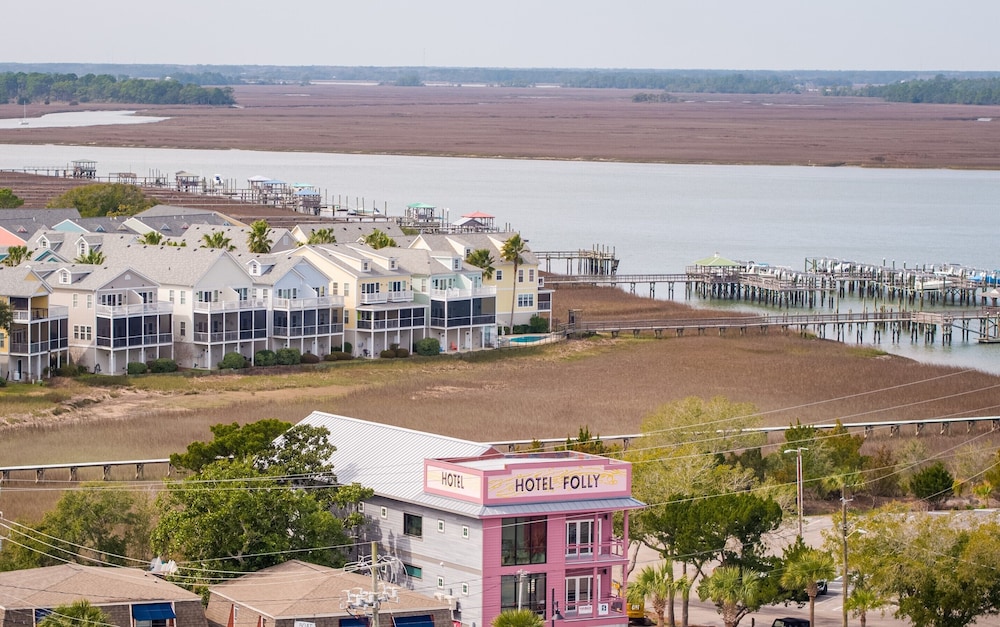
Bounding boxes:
[566,575,593,612]
[404,513,423,537]
[517,294,535,308]
[501,516,546,565]
[437,577,445,589]
[566,519,594,557]
[437,519,445,533]
[500,573,546,613]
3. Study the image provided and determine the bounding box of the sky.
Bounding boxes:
[5,0,1000,72]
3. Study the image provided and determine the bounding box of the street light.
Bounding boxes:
[784,447,808,538]
[840,491,866,627]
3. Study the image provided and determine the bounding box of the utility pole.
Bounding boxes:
[371,541,380,627]
[841,488,851,627]
[784,447,808,538]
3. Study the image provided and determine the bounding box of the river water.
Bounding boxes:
[1,141,998,373]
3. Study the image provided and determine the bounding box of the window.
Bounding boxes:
[437,519,445,533]
[496,269,503,281]
[462,525,470,539]
[332,282,339,295]
[179,321,186,338]
[518,269,524,283]
[180,291,186,305]
[72,294,78,308]
[345,309,351,324]
[517,293,535,308]
[566,575,593,612]
[389,280,406,292]
[404,564,422,579]
[86,294,93,309]
[437,577,445,589]
[529,269,535,282]
[404,513,423,537]
[380,506,388,519]
[169,290,174,303]
[344,283,350,296]
[462,583,469,596]
[277,288,297,299]
[361,282,380,295]
[73,325,92,341]
[358,502,365,513]
[566,520,594,557]
[500,572,546,613]
[501,516,546,565]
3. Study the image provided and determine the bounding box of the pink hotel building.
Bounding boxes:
[298,412,644,627]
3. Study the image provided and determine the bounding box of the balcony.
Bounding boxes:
[11,305,69,323]
[564,538,626,564]
[430,285,497,299]
[272,295,344,310]
[359,290,413,305]
[273,323,344,338]
[96,333,173,348]
[8,338,69,355]
[430,314,497,328]
[563,596,625,621]
[192,298,267,313]
[95,302,173,317]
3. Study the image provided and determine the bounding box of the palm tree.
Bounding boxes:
[74,249,106,265]
[138,231,164,245]
[201,231,235,251]
[304,228,337,245]
[466,248,496,280]
[846,582,885,627]
[492,609,543,627]
[780,548,835,627]
[362,228,396,249]
[2,245,32,267]
[627,562,676,627]
[500,233,527,332]
[39,600,108,627]
[698,565,760,627]
[247,220,273,253]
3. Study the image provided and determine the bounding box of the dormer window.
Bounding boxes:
[77,241,88,258]
[362,260,370,272]
[389,258,398,270]
[39,237,49,249]
[248,260,261,276]
[453,258,461,271]
[59,269,71,285]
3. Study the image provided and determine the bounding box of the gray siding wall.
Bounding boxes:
[363,497,484,627]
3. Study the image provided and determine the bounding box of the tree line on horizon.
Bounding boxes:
[0,72,235,106]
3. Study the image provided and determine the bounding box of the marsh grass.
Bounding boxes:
[2,285,999,522]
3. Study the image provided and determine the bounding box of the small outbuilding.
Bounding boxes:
[205,561,452,627]
[0,563,207,627]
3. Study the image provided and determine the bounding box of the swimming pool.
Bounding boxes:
[508,335,544,344]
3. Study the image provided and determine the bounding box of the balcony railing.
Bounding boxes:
[192,298,268,313]
[563,596,625,621]
[8,338,69,355]
[96,333,173,348]
[430,314,497,328]
[272,295,344,310]
[11,305,69,323]
[564,538,626,563]
[429,285,497,299]
[359,290,413,305]
[95,302,174,317]
[273,323,343,337]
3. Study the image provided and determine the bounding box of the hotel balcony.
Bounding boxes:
[8,338,69,356]
[562,596,625,621]
[564,538,626,565]
[192,298,268,313]
[11,305,69,323]
[193,329,267,343]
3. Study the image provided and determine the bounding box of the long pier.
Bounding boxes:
[558,309,1000,345]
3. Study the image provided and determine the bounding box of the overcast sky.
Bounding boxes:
[5,0,999,72]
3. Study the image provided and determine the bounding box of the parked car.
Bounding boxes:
[772,618,810,627]
[817,579,828,595]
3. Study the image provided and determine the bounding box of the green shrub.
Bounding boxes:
[126,362,148,375]
[219,352,247,370]
[324,352,338,362]
[342,341,353,355]
[379,349,397,358]
[334,351,354,361]
[255,349,277,367]
[55,363,86,377]
[395,348,410,358]
[301,352,320,364]
[414,337,441,356]
[147,358,178,373]
[528,315,550,333]
[275,348,301,365]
